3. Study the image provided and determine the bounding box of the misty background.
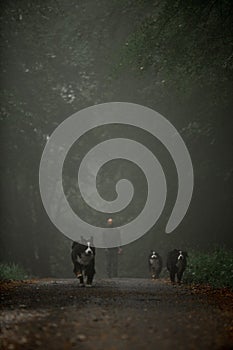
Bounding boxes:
[0,0,232,278]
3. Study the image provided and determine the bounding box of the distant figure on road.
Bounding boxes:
[103,218,122,278]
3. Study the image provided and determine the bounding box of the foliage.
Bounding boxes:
[0,263,28,281]
[116,0,233,100]
[183,249,233,289]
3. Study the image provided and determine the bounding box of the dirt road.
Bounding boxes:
[0,278,232,349]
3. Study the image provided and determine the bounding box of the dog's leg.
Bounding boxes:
[86,261,95,287]
[177,269,184,284]
[75,263,84,286]
[78,273,84,286]
[86,274,93,287]
[170,270,176,283]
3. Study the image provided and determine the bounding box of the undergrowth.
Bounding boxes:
[0,263,28,281]
[183,249,233,289]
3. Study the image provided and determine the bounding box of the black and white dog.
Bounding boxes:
[167,249,188,284]
[148,251,163,279]
[71,236,95,287]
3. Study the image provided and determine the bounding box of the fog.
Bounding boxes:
[0,0,232,278]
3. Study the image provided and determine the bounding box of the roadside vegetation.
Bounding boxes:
[0,263,28,281]
[184,249,233,289]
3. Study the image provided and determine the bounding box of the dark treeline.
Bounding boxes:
[0,0,232,277]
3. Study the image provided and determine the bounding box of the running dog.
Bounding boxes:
[167,249,188,284]
[148,251,162,279]
[71,236,95,287]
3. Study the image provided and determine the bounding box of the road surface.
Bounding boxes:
[0,278,232,349]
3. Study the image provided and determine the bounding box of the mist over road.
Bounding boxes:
[0,278,232,349]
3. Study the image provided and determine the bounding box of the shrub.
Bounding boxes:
[0,263,28,281]
[183,249,233,289]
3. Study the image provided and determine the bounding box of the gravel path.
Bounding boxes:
[0,278,232,349]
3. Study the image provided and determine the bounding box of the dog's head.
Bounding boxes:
[149,251,161,265]
[150,251,158,259]
[77,243,95,266]
[80,236,95,256]
[176,250,188,270]
[84,241,94,256]
[177,250,188,261]
[73,236,95,266]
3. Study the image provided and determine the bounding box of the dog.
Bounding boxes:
[167,249,188,284]
[148,251,162,279]
[71,236,95,287]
